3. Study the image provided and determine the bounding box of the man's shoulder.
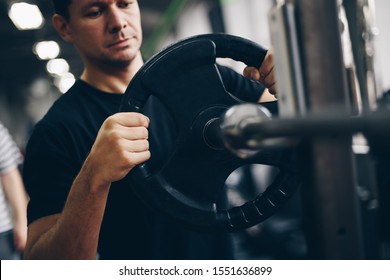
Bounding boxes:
[32,81,87,135]
[42,81,88,120]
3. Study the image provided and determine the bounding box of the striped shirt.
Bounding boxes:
[0,122,23,233]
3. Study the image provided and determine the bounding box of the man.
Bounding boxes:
[23,0,276,259]
[0,122,28,260]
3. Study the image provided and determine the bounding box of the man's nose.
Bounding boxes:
[107,8,127,34]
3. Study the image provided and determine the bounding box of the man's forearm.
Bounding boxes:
[25,163,111,260]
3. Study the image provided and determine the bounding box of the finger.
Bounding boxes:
[263,81,276,95]
[120,126,149,140]
[258,49,274,78]
[261,67,276,88]
[124,139,149,153]
[268,84,278,96]
[111,112,150,128]
[126,150,151,166]
[243,66,261,81]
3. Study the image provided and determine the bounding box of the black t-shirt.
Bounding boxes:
[23,65,270,259]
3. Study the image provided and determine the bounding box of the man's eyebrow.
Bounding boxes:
[80,1,105,12]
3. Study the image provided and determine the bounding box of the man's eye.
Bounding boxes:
[86,10,102,18]
[119,1,134,8]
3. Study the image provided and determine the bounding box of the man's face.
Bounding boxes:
[63,0,143,68]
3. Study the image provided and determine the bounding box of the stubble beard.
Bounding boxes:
[95,48,137,70]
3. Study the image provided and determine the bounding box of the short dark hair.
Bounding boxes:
[51,0,72,21]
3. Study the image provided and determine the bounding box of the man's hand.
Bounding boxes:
[243,48,277,97]
[85,112,151,189]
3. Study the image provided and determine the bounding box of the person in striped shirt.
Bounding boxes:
[0,122,29,259]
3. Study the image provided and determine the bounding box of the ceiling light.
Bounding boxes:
[33,41,60,60]
[8,2,45,30]
[46,59,70,76]
[54,73,76,93]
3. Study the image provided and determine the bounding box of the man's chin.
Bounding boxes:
[109,59,132,68]
[98,56,132,69]
[110,50,140,66]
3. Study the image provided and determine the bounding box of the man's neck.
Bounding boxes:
[80,53,144,94]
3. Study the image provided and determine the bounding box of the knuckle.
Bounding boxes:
[140,127,148,138]
[135,113,147,124]
[135,126,149,139]
[107,130,120,142]
[144,150,151,160]
[104,116,117,127]
[143,140,150,150]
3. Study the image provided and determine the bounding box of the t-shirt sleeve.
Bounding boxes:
[0,122,23,174]
[23,123,80,224]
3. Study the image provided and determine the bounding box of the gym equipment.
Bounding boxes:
[220,0,390,259]
[119,34,301,232]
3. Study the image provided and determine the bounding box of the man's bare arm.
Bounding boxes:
[24,113,150,259]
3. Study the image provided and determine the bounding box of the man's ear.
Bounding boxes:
[52,14,72,42]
